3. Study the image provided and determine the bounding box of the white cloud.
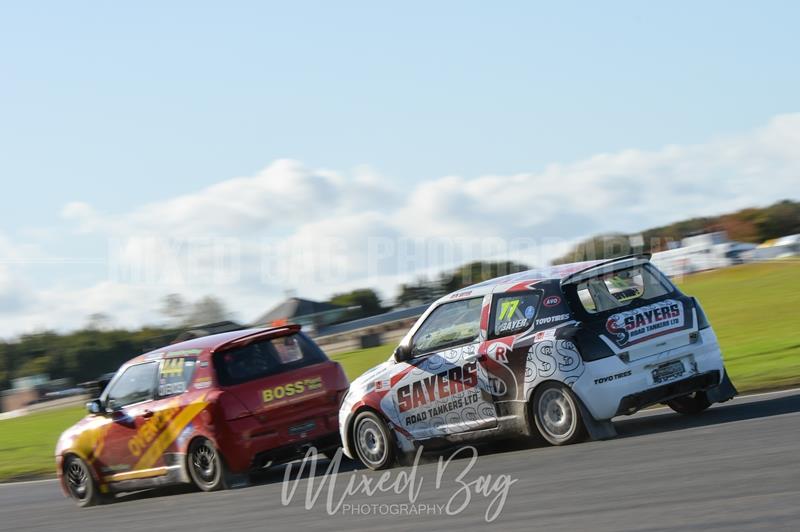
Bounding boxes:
[2,113,800,338]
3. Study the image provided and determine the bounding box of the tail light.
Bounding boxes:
[693,298,711,330]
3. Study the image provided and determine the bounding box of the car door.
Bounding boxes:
[96,361,160,479]
[390,297,497,440]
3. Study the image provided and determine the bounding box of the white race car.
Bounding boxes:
[339,255,737,469]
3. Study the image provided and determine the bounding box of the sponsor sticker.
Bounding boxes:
[487,342,510,363]
[605,299,684,346]
[543,295,561,307]
[534,329,556,342]
[535,313,570,326]
[262,376,323,404]
[194,377,212,389]
[496,318,529,333]
[594,370,632,385]
[166,348,203,358]
[450,290,473,299]
[396,362,479,416]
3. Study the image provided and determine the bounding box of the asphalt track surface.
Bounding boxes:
[2,389,798,532]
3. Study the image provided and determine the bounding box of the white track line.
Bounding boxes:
[736,386,800,399]
[0,478,57,487]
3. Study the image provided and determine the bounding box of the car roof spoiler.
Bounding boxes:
[560,253,652,286]
[214,324,302,352]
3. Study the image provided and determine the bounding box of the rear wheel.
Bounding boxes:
[532,382,587,445]
[63,455,102,507]
[352,411,395,470]
[667,391,711,415]
[188,438,227,491]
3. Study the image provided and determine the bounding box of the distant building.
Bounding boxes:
[749,234,800,260]
[651,231,756,276]
[252,297,349,333]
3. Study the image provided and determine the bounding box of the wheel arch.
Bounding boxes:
[527,379,617,441]
[344,405,392,459]
[525,378,571,404]
[60,451,103,497]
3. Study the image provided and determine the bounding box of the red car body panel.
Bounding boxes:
[56,325,348,496]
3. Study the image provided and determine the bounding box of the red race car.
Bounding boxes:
[56,325,348,506]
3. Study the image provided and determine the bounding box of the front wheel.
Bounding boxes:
[187,438,228,491]
[667,391,711,415]
[352,411,395,470]
[532,382,587,445]
[63,455,102,507]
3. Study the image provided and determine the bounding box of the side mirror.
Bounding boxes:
[393,345,410,363]
[86,399,104,415]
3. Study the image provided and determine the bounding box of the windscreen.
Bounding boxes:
[213,333,326,386]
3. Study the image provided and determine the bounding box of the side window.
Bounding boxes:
[490,292,540,338]
[158,357,197,397]
[106,362,158,410]
[411,298,482,356]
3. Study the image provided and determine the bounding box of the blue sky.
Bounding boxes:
[1,1,799,336]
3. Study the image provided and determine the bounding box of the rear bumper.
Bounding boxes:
[217,410,341,473]
[615,370,720,416]
[250,432,340,469]
[573,328,728,420]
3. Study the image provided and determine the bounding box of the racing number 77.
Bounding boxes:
[499,299,519,320]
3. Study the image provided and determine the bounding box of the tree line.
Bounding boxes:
[552,199,800,264]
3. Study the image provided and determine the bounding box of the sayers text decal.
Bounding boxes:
[396,362,479,414]
[605,299,684,346]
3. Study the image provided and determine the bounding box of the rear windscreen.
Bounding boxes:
[213,333,326,386]
[576,264,674,314]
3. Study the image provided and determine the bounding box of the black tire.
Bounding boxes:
[187,438,227,491]
[63,455,102,507]
[532,382,588,445]
[667,391,711,415]
[352,411,395,470]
